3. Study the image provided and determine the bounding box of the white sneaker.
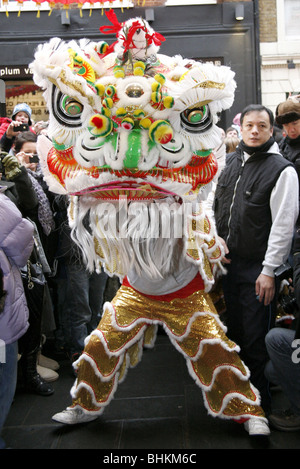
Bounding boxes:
[52,407,98,425]
[244,418,270,436]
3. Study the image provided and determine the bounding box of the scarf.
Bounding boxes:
[238,136,275,156]
[27,166,55,236]
[285,135,300,147]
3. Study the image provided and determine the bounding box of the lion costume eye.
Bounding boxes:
[52,86,84,128]
[180,105,212,133]
[63,96,84,116]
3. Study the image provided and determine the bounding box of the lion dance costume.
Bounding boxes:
[30,11,268,432]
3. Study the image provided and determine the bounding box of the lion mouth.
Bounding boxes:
[48,146,218,199]
[70,180,180,201]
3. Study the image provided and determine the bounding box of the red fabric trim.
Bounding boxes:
[234,417,249,424]
[122,273,205,302]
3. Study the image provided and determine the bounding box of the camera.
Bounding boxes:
[279,292,298,316]
[14,123,29,132]
[29,153,39,163]
[274,263,298,317]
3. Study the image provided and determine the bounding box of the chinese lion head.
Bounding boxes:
[30,10,236,290]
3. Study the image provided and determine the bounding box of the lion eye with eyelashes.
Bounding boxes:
[52,86,84,128]
[180,105,213,134]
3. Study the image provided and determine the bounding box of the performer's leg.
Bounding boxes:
[166,316,265,420]
[159,289,269,435]
[188,342,265,419]
[52,300,152,424]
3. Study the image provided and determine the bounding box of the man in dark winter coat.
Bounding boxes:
[276,97,300,183]
[214,104,299,418]
[276,97,300,228]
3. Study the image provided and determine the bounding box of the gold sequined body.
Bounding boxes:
[70,284,266,422]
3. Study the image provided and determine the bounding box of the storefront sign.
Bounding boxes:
[0,65,33,79]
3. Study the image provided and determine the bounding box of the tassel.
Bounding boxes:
[63,4,69,18]
[3,0,9,17]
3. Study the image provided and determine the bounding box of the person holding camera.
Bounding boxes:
[2,131,57,273]
[0,103,34,154]
[213,105,299,430]
[9,131,56,243]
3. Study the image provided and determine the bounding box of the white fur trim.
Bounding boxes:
[73,351,124,382]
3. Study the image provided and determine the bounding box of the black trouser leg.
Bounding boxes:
[222,256,276,414]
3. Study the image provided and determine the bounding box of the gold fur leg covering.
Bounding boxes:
[69,285,266,421]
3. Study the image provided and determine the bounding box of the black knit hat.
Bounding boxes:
[275,100,300,125]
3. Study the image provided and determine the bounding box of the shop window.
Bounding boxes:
[284,0,300,39]
[5,80,49,123]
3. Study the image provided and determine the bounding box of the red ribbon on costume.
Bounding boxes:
[99,9,123,35]
[146,31,166,46]
[98,10,122,56]
[99,9,166,56]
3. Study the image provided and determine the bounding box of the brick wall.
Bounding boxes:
[258,0,278,42]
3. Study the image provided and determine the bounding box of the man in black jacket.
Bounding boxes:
[214,104,299,417]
